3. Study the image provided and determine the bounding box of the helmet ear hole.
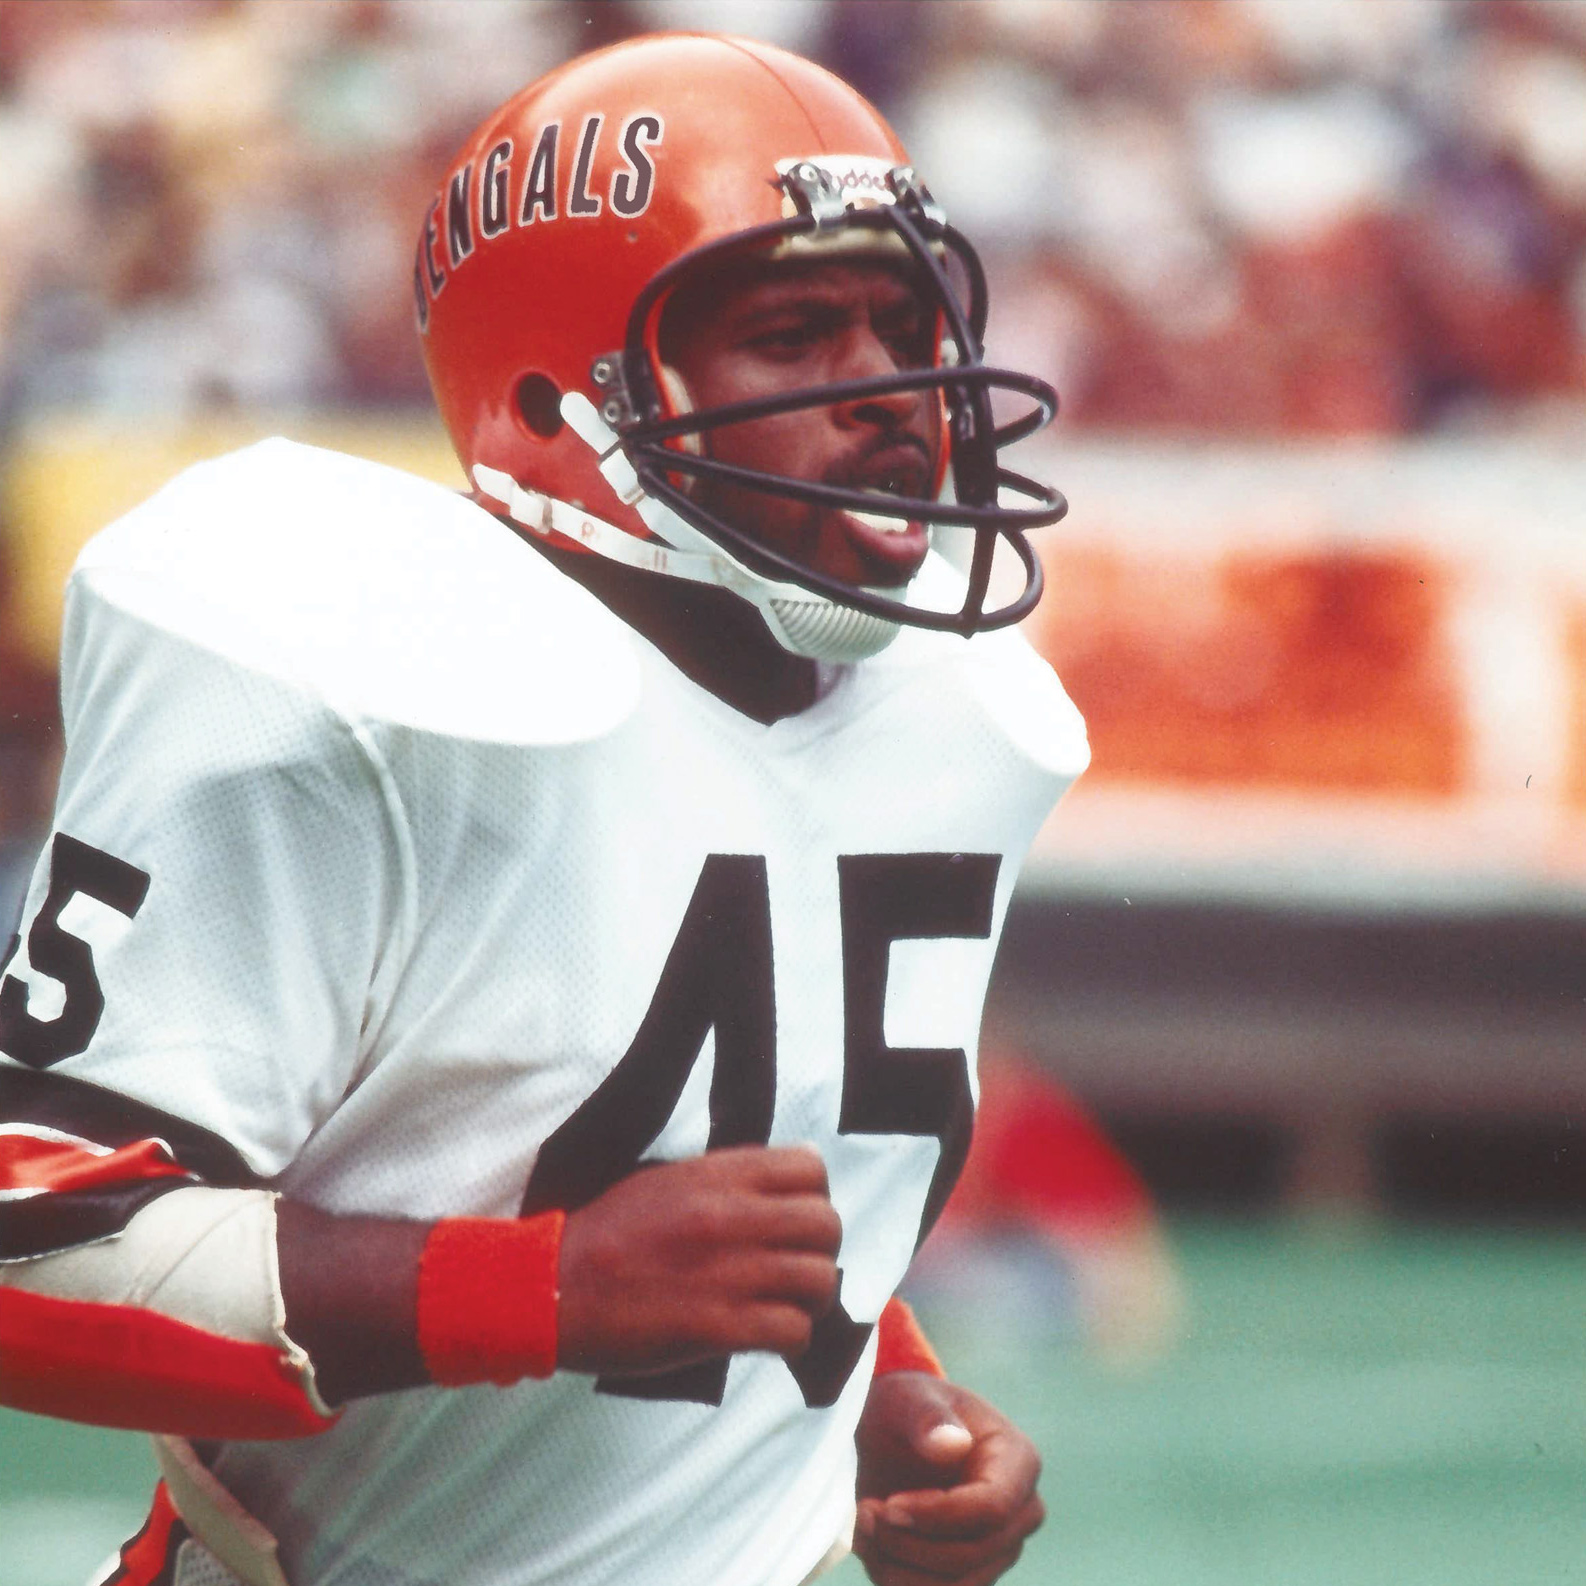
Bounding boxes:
[516,373,565,438]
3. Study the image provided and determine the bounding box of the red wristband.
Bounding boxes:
[874,1297,944,1378]
[416,1212,564,1388]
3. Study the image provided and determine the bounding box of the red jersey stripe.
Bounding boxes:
[107,1482,186,1586]
[0,1129,190,1198]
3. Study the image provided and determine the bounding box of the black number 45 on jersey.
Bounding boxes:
[522,850,1000,1410]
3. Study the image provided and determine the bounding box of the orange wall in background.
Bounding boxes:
[1566,606,1586,812]
[1032,545,1464,795]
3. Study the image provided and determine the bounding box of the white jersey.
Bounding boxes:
[5,439,1087,1586]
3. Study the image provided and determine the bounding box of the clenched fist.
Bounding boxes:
[557,1145,843,1377]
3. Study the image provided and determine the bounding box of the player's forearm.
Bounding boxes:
[289,1146,847,1401]
[0,1185,558,1434]
[274,1199,432,1404]
[4,1144,853,1431]
[276,1201,563,1403]
[282,1211,944,1408]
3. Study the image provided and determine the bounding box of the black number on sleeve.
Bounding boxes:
[0,834,151,1070]
[788,853,1000,1408]
[521,853,775,1405]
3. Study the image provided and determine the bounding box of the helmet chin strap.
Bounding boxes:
[473,392,902,665]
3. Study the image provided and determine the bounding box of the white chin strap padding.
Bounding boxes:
[759,597,900,663]
[646,373,897,659]
[509,392,906,664]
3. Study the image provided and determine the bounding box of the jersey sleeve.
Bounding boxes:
[1,569,408,1184]
[0,569,403,1439]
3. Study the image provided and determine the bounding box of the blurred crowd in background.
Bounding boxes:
[5,1,1585,791]
[3,3,1586,1249]
[0,0,1584,440]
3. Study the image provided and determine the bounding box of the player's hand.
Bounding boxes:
[556,1145,841,1377]
[853,1372,1044,1586]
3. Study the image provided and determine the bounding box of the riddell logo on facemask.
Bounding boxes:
[773,154,900,216]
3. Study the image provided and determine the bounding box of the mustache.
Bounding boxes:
[823,434,934,491]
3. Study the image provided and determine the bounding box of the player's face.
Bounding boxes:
[662,258,941,589]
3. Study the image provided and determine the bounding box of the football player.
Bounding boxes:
[0,33,1088,1586]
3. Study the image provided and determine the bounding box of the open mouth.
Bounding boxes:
[850,485,918,535]
[834,445,932,583]
[838,486,929,584]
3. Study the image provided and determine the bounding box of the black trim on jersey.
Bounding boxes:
[0,1064,265,1259]
[0,1064,262,1186]
[0,1180,190,1262]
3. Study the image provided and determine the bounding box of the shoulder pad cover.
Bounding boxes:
[876,553,1090,781]
[71,438,642,747]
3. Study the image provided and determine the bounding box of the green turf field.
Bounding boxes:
[5,1220,1584,1586]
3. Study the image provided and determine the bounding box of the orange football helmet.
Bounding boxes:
[418,32,1064,661]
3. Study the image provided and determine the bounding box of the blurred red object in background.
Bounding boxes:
[911,1052,1186,1363]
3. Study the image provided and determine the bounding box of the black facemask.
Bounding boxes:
[588,166,1067,640]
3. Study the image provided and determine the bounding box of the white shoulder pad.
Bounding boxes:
[879,552,1091,780]
[71,439,642,747]
[961,624,1091,782]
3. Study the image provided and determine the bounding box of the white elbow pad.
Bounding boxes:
[1,1185,335,1436]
